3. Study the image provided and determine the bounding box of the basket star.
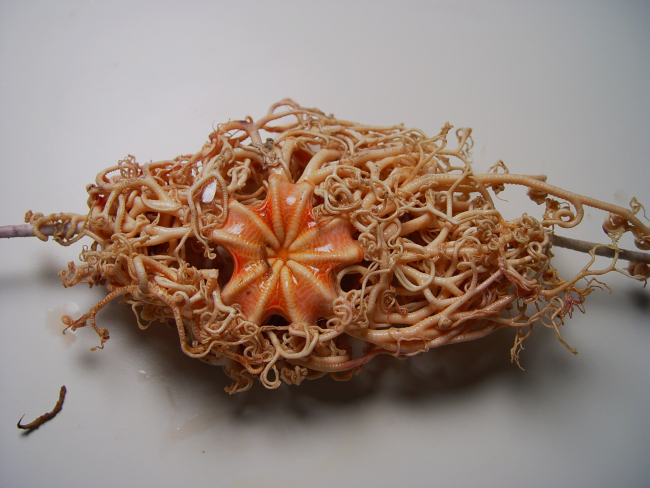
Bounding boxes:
[209,174,363,325]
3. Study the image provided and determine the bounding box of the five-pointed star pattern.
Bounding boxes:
[209,174,364,325]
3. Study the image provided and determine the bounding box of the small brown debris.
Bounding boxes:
[17,385,67,431]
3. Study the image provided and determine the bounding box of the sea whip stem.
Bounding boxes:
[549,234,650,265]
[0,222,83,239]
[2,223,648,265]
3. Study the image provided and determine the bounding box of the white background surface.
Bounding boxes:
[1,1,649,487]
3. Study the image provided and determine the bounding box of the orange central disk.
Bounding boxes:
[209,174,363,325]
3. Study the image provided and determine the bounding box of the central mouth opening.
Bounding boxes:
[273,247,290,261]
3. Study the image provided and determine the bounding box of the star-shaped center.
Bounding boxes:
[209,174,363,325]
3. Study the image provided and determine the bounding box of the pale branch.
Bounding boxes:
[2,223,648,265]
[549,234,650,265]
[0,222,83,239]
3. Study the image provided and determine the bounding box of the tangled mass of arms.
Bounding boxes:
[16,100,650,393]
